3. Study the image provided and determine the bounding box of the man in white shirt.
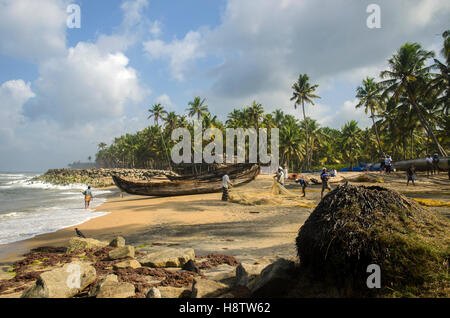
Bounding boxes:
[276,167,285,187]
[222,174,232,201]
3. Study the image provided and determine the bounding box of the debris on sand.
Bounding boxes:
[294,184,450,297]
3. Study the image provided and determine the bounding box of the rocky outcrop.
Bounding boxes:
[22,262,96,298]
[136,247,195,268]
[66,237,108,253]
[157,286,192,298]
[203,264,236,281]
[108,246,135,260]
[31,168,177,187]
[235,264,249,287]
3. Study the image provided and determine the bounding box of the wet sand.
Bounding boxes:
[1,172,449,268]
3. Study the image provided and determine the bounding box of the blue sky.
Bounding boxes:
[0,0,448,171]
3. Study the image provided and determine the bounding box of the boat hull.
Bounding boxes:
[113,164,260,197]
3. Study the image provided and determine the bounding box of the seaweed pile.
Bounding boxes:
[295,184,449,297]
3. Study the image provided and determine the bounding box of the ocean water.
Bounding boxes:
[0,172,111,245]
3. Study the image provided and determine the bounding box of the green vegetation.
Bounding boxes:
[95,32,449,171]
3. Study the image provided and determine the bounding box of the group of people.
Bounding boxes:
[425,153,440,176]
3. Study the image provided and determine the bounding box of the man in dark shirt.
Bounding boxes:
[406,165,416,186]
[320,168,331,199]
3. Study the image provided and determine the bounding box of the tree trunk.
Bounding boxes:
[302,102,309,170]
[408,93,447,157]
[370,108,383,155]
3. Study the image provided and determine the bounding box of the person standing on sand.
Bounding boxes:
[295,176,308,197]
[320,168,331,199]
[81,186,93,209]
[276,167,285,187]
[426,154,433,177]
[222,174,233,201]
[406,165,416,187]
[432,153,440,175]
[379,155,386,174]
[385,155,392,174]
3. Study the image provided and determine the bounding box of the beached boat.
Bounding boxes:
[392,157,450,171]
[164,163,256,181]
[112,164,260,197]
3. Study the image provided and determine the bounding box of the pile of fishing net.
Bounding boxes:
[228,178,317,208]
[293,183,450,297]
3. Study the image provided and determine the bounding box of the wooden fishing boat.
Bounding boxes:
[165,163,256,181]
[392,157,449,171]
[112,164,260,197]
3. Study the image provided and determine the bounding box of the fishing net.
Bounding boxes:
[229,178,317,208]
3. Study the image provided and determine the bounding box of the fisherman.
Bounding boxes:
[295,176,308,197]
[432,153,440,175]
[425,154,433,177]
[221,173,233,201]
[330,169,337,177]
[385,155,392,174]
[406,164,416,187]
[320,168,331,199]
[276,167,285,187]
[81,186,93,209]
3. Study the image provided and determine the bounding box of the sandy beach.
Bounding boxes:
[1,172,449,271]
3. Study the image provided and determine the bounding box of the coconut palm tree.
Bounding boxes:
[148,103,167,127]
[340,120,363,169]
[356,77,384,155]
[248,101,265,131]
[186,97,209,120]
[379,42,447,156]
[290,74,321,169]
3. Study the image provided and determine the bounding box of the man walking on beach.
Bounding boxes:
[295,176,308,197]
[81,186,93,209]
[222,174,232,201]
[426,154,433,177]
[320,168,331,199]
[432,153,440,175]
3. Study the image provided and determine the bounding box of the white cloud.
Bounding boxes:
[143,31,204,80]
[154,94,174,108]
[0,0,67,62]
[23,42,148,126]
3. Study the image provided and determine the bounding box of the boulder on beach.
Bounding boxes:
[89,274,135,298]
[113,259,141,270]
[136,247,195,268]
[108,246,135,260]
[66,237,108,253]
[22,262,96,298]
[191,278,229,298]
[294,183,450,297]
[109,236,126,247]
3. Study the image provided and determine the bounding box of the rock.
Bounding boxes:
[191,278,229,298]
[113,259,141,270]
[88,274,118,297]
[66,237,108,253]
[158,286,192,298]
[136,247,195,268]
[235,264,248,287]
[96,282,136,298]
[22,262,96,298]
[146,287,161,298]
[181,260,200,273]
[109,236,126,247]
[249,258,297,297]
[203,264,236,281]
[108,245,135,260]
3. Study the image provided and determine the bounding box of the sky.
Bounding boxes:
[0,0,448,171]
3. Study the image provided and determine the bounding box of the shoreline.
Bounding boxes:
[1,172,449,268]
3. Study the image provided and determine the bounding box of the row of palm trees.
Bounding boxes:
[95,31,449,171]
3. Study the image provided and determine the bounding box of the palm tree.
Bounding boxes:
[164,111,178,131]
[186,97,209,120]
[356,77,384,155]
[148,103,167,127]
[97,142,107,151]
[340,120,363,168]
[290,74,321,169]
[248,101,265,131]
[379,42,447,156]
